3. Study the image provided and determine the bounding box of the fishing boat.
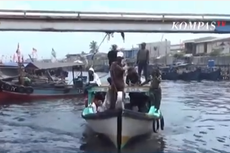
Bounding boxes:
[82,85,164,149]
[0,61,87,101]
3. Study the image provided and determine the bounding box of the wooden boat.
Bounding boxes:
[81,85,164,149]
[0,61,86,101]
[161,63,201,81]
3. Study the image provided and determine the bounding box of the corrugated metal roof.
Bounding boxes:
[1,62,28,67]
[25,61,84,70]
[183,37,217,43]
[194,37,230,44]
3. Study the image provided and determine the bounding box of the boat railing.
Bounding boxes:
[88,85,150,93]
[0,9,229,21]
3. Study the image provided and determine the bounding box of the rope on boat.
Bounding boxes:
[91,33,109,68]
[99,73,109,79]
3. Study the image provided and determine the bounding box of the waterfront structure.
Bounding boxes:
[138,41,171,58]
[184,36,230,55]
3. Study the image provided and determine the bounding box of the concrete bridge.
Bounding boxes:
[0,9,229,33]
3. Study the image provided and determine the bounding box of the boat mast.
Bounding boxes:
[16,44,24,85]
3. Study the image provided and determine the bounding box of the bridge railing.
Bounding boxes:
[0,9,229,20]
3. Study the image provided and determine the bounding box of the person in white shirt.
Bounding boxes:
[84,67,102,95]
[88,67,101,86]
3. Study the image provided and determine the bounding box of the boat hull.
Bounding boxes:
[0,87,84,102]
[200,70,222,81]
[82,107,161,149]
[121,116,153,148]
[86,117,118,147]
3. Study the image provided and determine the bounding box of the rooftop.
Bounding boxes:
[25,61,84,70]
[183,36,216,43]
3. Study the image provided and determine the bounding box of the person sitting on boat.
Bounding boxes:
[110,51,126,110]
[84,68,101,95]
[149,69,162,112]
[88,67,101,87]
[91,77,113,112]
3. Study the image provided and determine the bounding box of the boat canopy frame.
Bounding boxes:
[87,85,151,105]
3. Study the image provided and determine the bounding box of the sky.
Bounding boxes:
[1,1,230,59]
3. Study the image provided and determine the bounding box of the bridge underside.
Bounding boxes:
[0,20,227,33]
[0,10,229,33]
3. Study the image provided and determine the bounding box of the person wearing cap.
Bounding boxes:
[137,42,149,81]
[109,51,125,110]
[107,44,118,68]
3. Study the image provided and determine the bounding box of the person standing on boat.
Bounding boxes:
[137,42,149,81]
[107,44,118,68]
[149,69,162,112]
[110,51,125,110]
[126,67,141,86]
[126,67,148,112]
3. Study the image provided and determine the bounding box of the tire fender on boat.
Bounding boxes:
[160,116,164,130]
[152,119,159,133]
[17,86,25,93]
[25,87,34,94]
[63,88,70,93]
[0,81,4,90]
[4,83,11,91]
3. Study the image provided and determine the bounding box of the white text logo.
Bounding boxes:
[171,21,216,31]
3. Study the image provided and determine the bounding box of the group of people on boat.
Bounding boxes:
[87,43,162,113]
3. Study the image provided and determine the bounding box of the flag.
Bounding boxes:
[32,48,37,53]
[121,32,125,42]
[16,43,20,54]
[51,48,56,58]
[21,55,24,63]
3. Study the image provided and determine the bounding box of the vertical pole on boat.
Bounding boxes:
[18,59,24,85]
[80,66,83,77]
[16,43,24,85]
[71,67,75,85]
[117,110,122,152]
[72,67,74,79]
[165,39,168,65]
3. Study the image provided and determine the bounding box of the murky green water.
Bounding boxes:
[0,73,229,153]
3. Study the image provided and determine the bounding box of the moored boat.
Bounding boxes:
[82,85,164,149]
[200,68,222,81]
[0,62,86,101]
